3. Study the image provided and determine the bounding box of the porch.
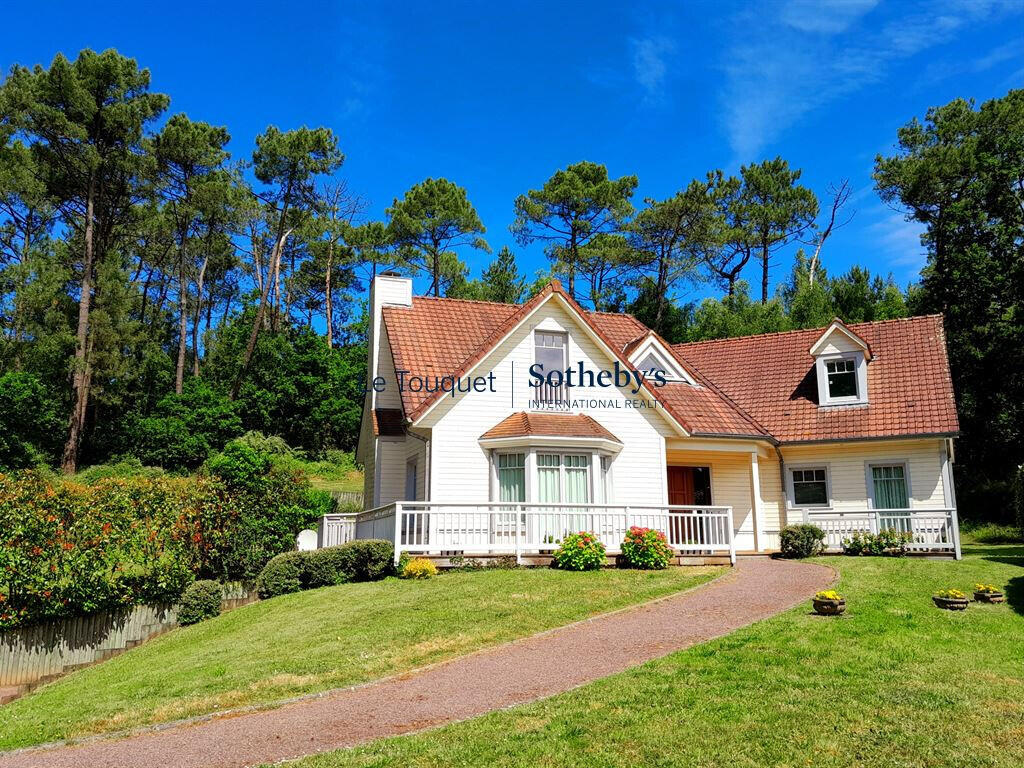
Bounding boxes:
[317,503,961,563]
[319,502,737,565]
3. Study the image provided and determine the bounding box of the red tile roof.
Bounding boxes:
[480,412,621,442]
[673,315,959,442]
[380,285,957,444]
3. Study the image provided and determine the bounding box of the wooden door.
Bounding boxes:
[667,466,696,505]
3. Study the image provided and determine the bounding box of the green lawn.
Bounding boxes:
[0,566,720,750]
[290,545,1024,768]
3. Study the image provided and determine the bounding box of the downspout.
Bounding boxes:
[774,445,788,527]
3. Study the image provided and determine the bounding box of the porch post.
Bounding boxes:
[941,440,962,560]
[393,502,403,566]
[750,453,766,552]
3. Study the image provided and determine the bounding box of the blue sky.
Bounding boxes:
[4,0,1023,304]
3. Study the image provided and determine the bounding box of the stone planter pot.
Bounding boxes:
[933,596,969,611]
[973,590,1005,603]
[813,598,846,616]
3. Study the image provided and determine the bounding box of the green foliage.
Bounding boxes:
[75,457,165,484]
[255,551,305,598]
[690,282,789,340]
[551,532,606,571]
[779,524,826,559]
[203,439,322,580]
[619,526,673,570]
[130,380,242,470]
[0,472,225,628]
[0,372,63,468]
[875,90,1024,523]
[255,539,394,598]
[1014,465,1024,535]
[204,316,364,454]
[841,529,913,556]
[512,161,637,303]
[961,522,1022,545]
[387,177,489,297]
[177,579,222,626]
[446,246,525,303]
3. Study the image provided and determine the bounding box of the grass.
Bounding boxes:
[287,545,1024,768]
[960,523,1023,545]
[0,566,720,751]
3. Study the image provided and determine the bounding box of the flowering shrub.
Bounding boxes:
[814,590,843,601]
[551,532,606,571]
[620,526,672,569]
[934,588,966,600]
[401,557,438,580]
[841,529,913,556]
[0,457,323,629]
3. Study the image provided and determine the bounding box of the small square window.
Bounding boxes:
[825,358,858,399]
[792,467,829,506]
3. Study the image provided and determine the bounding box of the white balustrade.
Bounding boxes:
[805,508,958,554]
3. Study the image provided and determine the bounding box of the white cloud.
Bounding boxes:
[631,36,676,98]
[780,0,879,34]
[720,0,1022,161]
[867,207,927,274]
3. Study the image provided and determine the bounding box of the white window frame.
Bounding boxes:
[533,330,568,405]
[815,353,868,407]
[865,460,912,510]
[786,464,832,510]
[490,447,614,504]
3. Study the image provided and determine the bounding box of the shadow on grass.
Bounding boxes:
[1006,577,1024,617]
[963,545,1024,561]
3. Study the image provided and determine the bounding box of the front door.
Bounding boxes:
[667,466,712,547]
[667,466,711,505]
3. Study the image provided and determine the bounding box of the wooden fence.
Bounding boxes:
[0,582,256,697]
[329,490,363,507]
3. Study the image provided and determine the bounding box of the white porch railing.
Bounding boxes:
[320,502,736,565]
[804,508,960,557]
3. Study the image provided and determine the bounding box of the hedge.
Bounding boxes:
[0,450,324,629]
[257,540,395,599]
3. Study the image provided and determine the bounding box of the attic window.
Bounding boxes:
[635,351,667,378]
[825,359,858,398]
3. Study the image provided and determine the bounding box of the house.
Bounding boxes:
[330,272,961,563]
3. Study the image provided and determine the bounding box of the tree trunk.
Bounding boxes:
[325,239,333,349]
[654,253,669,333]
[760,244,769,304]
[192,254,208,377]
[230,228,291,400]
[61,176,97,474]
[175,245,188,395]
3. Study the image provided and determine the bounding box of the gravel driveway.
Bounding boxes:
[0,557,833,768]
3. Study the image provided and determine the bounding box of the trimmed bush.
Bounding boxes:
[779,524,826,559]
[551,532,606,571]
[256,552,305,598]
[620,526,672,570]
[254,539,395,599]
[304,546,353,588]
[339,539,395,582]
[178,580,223,625]
[401,558,438,579]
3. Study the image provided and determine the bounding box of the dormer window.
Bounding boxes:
[825,358,858,399]
[810,319,871,407]
[627,335,697,386]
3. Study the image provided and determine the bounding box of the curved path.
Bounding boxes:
[0,558,833,768]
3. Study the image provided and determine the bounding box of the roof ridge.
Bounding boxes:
[673,313,942,349]
[411,295,519,308]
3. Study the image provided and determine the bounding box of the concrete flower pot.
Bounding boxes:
[933,596,969,611]
[973,590,1004,604]
[812,598,846,616]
